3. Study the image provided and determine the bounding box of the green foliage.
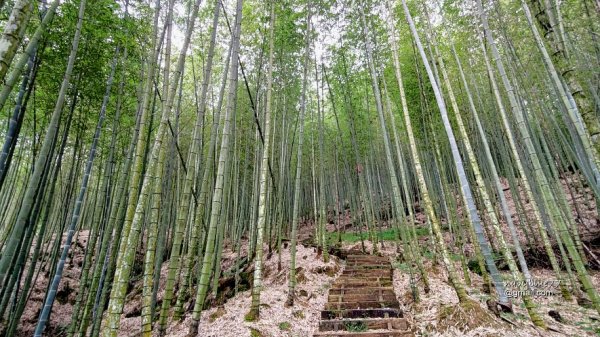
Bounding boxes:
[575,321,600,335]
[249,327,263,337]
[449,253,463,262]
[244,310,258,322]
[344,320,368,332]
[3,0,146,164]
[292,310,305,319]
[2,0,599,333]
[422,250,435,260]
[393,262,411,272]
[421,250,461,262]
[278,321,291,331]
[467,259,482,276]
[328,226,429,243]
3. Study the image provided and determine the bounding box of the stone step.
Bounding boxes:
[313,329,412,337]
[346,255,389,260]
[332,279,393,288]
[345,262,390,266]
[335,275,393,280]
[328,292,397,303]
[314,251,412,337]
[344,265,391,271]
[346,261,390,266]
[325,300,400,311]
[329,287,394,296]
[346,258,390,262]
[346,259,390,263]
[342,269,392,277]
[345,262,390,267]
[334,276,392,282]
[344,264,392,272]
[339,275,391,281]
[321,308,403,320]
[319,318,409,332]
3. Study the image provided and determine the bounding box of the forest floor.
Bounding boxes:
[15,227,600,337]
[15,230,343,337]
[15,230,92,337]
[14,174,600,336]
[166,239,600,337]
[386,241,600,337]
[164,244,342,337]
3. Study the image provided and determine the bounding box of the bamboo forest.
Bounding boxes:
[2,0,600,336]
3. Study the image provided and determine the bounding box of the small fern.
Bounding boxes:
[345,320,368,332]
[278,321,291,331]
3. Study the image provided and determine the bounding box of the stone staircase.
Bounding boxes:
[314,254,413,337]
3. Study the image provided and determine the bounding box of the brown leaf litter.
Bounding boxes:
[163,243,342,337]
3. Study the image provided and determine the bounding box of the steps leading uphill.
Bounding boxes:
[314,254,413,337]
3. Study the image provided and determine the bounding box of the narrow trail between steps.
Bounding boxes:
[313,253,413,337]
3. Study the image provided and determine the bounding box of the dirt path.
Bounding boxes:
[314,254,413,337]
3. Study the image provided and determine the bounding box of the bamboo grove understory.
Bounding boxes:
[0,0,599,335]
